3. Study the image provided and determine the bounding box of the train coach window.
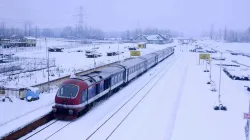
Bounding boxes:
[115,75,118,83]
[112,77,115,85]
[100,81,104,92]
[88,86,96,99]
[81,90,87,102]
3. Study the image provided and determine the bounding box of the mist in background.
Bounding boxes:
[0,0,250,37]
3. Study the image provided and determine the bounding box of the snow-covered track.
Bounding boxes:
[22,120,75,140]
[0,103,53,127]
[85,55,179,140]
[0,113,54,140]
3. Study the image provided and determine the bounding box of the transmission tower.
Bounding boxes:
[77,6,84,38]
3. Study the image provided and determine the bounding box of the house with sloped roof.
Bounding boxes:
[0,36,10,48]
[9,35,36,47]
[135,34,168,44]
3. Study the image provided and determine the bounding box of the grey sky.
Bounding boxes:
[1,0,250,36]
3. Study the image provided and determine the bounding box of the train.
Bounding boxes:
[52,47,175,120]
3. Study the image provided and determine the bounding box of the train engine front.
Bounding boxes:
[52,78,88,120]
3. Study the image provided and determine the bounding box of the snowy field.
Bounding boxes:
[1,39,250,140]
[0,38,174,88]
[0,39,179,138]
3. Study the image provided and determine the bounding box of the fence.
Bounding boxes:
[0,87,20,100]
[0,57,55,76]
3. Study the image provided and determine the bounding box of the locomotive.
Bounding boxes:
[52,47,174,120]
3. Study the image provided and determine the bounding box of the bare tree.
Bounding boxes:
[28,22,32,36]
[24,22,28,36]
[224,27,227,41]
[1,22,6,36]
[210,24,214,39]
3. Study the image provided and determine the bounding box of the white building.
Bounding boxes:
[135,34,168,44]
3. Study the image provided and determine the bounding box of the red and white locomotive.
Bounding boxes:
[52,47,174,119]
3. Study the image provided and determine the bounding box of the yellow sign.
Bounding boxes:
[199,54,210,60]
[130,51,141,56]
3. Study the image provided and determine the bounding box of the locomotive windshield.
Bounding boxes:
[57,84,79,98]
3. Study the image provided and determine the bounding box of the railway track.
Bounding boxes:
[22,120,75,140]
[85,54,179,140]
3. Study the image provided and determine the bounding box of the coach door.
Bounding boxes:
[96,81,104,95]
[96,83,100,95]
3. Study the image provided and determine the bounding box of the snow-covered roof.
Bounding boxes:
[24,36,36,40]
[138,42,147,44]
[145,35,164,41]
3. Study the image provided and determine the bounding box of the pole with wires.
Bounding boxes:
[218,52,222,103]
[118,42,120,63]
[210,49,212,83]
[214,51,227,111]
[93,45,96,72]
[45,38,50,93]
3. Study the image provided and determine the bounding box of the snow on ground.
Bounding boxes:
[0,89,57,138]
[171,51,250,140]
[2,39,250,140]
[0,39,173,88]
[90,52,189,140]
[0,39,176,139]
[225,66,250,78]
[20,51,179,140]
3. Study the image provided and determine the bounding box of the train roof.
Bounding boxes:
[99,66,124,74]
[70,76,96,86]
[154,50,164,54]
[113,58,145,68]
[138,53,156,60]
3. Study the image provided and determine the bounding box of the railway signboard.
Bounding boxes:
[130,50,141,56]
[199,53,210,60]
[244,113,250,120]
[199,53,210,64]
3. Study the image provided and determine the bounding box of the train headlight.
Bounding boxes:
[68,109,73,115]
[52,108,57,112]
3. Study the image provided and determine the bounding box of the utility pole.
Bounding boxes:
[45,38,50,92]
[118,42,120,62]
[93,45,96,71]
[209,49,212,83]
[218,52,222,103]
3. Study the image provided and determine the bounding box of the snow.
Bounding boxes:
[21,51,179,140]
[87,52,188,140]
[0,38,177,139]
[2,39,250,140]
[0,39,172,88]
[24,36,36,40]
[225,67,250,78]
[171,52,250,140]
[145,35,164,41]
[0,89,57,138]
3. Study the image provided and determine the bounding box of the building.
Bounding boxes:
[9,35,36,47]
[0,36,11,48]
[24,36,36,46]
[135,34,169,44]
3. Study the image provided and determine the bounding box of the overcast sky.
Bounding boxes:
[0,0,249,36]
